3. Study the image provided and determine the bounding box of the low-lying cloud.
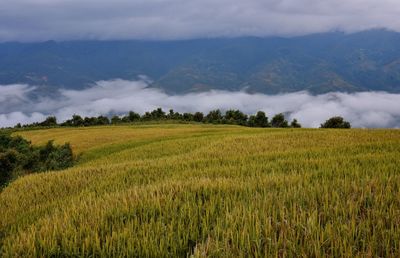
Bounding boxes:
[1,79,400,128]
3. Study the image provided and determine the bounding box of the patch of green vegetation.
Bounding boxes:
[0,132,74,188]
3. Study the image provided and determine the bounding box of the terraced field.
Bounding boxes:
[1,124,400,257]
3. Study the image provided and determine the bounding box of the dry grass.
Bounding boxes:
[1,124,399,257]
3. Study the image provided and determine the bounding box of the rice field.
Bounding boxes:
[1,124,400,257]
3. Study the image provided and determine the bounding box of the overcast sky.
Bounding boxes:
[1,0,400,41]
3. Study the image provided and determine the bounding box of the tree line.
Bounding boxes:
[13,108,351,129]
[15,108,302,129]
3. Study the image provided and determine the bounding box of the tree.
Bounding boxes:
[247,115,256,127]
[40,116,57,127]
[150,108,166,120]
[224,110,248,125]
[205,109,223,123]
[0,150,18,186]
[320,116,351,129]
[83,117,98,126]
[111,115,122,124]
[183,113,194,121]
[271,113,289,128]
[166,109,183,120]
[142,112,152,121]
[71,115,84,126]
[193,112,204,122]
[254,111,270,127]
[129,111,140,121]
[290,119,302,128]
[97,116,110,125]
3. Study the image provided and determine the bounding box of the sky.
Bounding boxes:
[1,79,400,128]
[0,0,400,41]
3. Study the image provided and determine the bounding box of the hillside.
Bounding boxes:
[1,29,400,94]
[1,124,400,256]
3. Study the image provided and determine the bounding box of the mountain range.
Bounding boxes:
[1,29,399,94]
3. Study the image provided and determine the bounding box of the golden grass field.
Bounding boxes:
[1,124,400,257]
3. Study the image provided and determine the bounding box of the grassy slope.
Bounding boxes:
[1,124,400,257]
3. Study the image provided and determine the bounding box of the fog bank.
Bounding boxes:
[1,79,399,128]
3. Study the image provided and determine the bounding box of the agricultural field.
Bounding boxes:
[1,124,400,257]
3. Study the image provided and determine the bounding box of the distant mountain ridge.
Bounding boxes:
[1,29,400,94]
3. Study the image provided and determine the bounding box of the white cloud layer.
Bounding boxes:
[1,0,400,41]
[1,79,400,128]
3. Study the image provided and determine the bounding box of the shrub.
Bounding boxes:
[125,111,141,122]
[111,115,122,124]
[320,116,351,129]
[205,110,223,123]
[271,113,289,128]
[290,119,302,128]
[0,150,18,186]
[254,111,270,127]
[224,110,248,125]
[183,113,194,121]
[0,134,74,187]
[40,116,57,127]
[193,112,204,122]
[150,108,166,120]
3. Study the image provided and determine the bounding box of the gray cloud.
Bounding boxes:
[0,0,400,41]
[1,79,400,128]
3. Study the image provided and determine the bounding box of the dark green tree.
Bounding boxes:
[141,112,152,121]
[150,108,166,120]
[224,110,248,125]
[83,117,97,126]
[271,113,289,128]
[320,116,351,128]
[290,119,302,128]
[40,116,57,127]
[167,109,176,120]
[97,116,110,125]
[193,112,204,122]
[205,109,223,123]
[0,150,18,186]
[71,115,84,126]
[183,113,194,121]
[127,111,140,122]
[254,111,270,127]
[111,115,122,124]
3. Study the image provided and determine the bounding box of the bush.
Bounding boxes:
[183,113,194,121]
[290,119,302,128]
[320,116,351,129]
[124,111,141,122]
[254,111,270,127]
[44,143,74,170]
[0,134,75,187]
[40,116,57,127]
[193,112,204,122]
[271,113,289,128]
[111,115,122,124]
[224,110,248,125]
[0,150,18,186]
[205,110,223,123]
